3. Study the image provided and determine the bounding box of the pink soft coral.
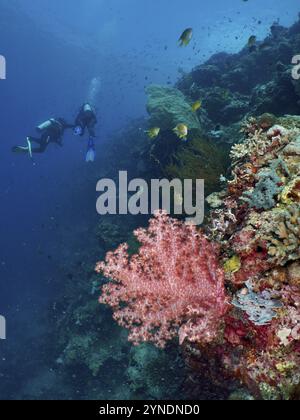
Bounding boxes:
[96,212,229,348]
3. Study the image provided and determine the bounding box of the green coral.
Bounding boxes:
[62,334,102,376]
[243,159,289,210]
[95,219,129,251]
[144,84,230,203]
[243,170,282,210]
[228,390,255,400]
[146,85,201,131]
[127,344,185,400]
[278,115,300,129]
[164,135,230,196]
[61,326,129,377]
[57,279,130,378]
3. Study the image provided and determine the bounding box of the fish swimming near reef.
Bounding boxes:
[146,127,160,139]
[178,28,193,47]
[173,124,189,141]
[248,35,257,52]
[191,100,202,112]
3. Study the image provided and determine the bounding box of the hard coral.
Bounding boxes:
[203,117,300,398]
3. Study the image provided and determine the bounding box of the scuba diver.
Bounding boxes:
[12,118,73,157]
[73,103,97,162]
[73,103,97,138]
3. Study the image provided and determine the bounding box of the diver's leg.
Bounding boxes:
[29,137,43,145]
[12,136,48,155]
[12,137,37,154]
[29,138,48,154]
[87,123,96,138]
[31,143,48,154]
[27,136,49,153]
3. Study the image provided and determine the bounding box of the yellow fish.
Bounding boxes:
[173,124,188,141]
[191,100,202,112]
[146,127,160,139]
[224,255,241,274]
[248,35,257,47]
[178,28,193,47]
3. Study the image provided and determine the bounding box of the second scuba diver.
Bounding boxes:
[12,118,73,157]
[73,103,97,162]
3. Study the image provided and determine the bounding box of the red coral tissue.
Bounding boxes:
[96,211,229,348]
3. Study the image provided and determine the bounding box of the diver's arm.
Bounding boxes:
[75,114,84,127]
[65,122,76,129]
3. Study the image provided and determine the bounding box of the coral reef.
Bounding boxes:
[203,116,300,399]
[94,17,300,399]
[177,15,300,127]
[98,117,300,400]
[142,15,300,205]
[45,15,300,401]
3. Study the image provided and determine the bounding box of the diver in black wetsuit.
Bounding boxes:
[73,103,98,162]
[73,103,97,138]
[12,118,73,156]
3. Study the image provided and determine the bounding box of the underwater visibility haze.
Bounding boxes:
[1,0,300,401]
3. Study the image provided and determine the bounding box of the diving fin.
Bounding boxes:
[86,137,95,163]
[12,138,33,158]
[12,146,29,154]
[86,148,95,163]
[27,137,33,158]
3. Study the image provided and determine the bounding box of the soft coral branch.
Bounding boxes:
[96,211,229,348]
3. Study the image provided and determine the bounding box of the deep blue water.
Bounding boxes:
[0,0,300,400]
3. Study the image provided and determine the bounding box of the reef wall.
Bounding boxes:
[56,16,300,401]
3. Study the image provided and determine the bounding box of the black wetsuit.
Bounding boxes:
[75,104,97,138]
[29,118,72,153]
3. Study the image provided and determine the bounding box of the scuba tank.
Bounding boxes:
[37,118,55,132]
[83,103,93,113]
[37,119,65,136]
